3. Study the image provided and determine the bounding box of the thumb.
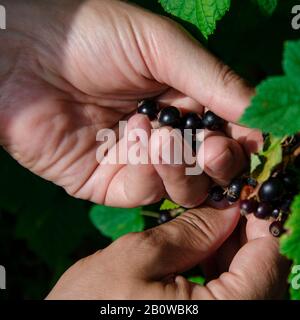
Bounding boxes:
[145,17,253,122]
[126,205,240,280]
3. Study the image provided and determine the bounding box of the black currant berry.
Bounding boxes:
[295,155,300,168]
[271,208,280,219]
[254,202,272,219]
[240,199,258,215]
[202,111,225,131]
[280,197,293,213]
[269,221,284,237]
[247,177,258,188]
[180,112,204,134]
[137,100,158,120]
[282,173,297,191]
[157,211,172,224]
[158,106,181,127]
[226,194,239,203]
[209,186,224,202]
[258,178,283,202]
[228,178,244,196]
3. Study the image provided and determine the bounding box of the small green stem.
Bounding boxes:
[141,211,159,218]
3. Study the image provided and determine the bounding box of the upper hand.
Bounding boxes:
[0,0,261,207]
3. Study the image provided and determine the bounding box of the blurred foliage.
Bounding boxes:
[0,0,300,299]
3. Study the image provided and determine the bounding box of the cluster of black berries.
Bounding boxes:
[137,100,225,132]
[137,100,300,237]
[209,173,298,237]
[209,135,300,237]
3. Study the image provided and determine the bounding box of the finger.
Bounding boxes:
[150,126,210,208]
[104,114,165,207]
[226,123,263,155]
[109,205,240,280]
[145,17,254,122]
[157,88,204,114]
[194,215,290,299]
[198,135,247,186]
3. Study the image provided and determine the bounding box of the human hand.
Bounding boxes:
[0,0,261,207]
[47,205,288,300]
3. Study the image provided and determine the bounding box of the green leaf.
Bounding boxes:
[281,195,300,265]
[240,38,300,138]
[280,195,300,300]
[90,205,144,240]
[188,275,205,285]
[159,0,231,38]
[256,0,278,15]
[160,199,180,210]
[240,76,300,137]
[283,39,300,84]
[250,153,262,173]
[251,135,282,183]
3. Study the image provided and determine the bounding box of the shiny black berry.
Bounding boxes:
[269,221,284,237]
[258,178,283,202]
[202,111,225,131]
[226,194,239,203]
[255,202,272,219]
[180,112,204,134]
[282,173,297,191]
[209,186,224,202]
[280,197,293,213]
[240,199,258,215]
[247,177,258,188]
[137,100,158,120]
[158,211,172,224]
[271,208,280,219]
[158,106,181,127]
[228,179,244,196]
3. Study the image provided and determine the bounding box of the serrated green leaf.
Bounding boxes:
[159,0,231,38]
[240,76,300,137]
[89,205,144,240]
[256,0,278,15]
[281,195,300,265]
[283,39,300,84]
[280,195,300,300]
[252,135,282,183]
[188,275,205,285]
[160,199,180,210]
[250,153,262,173]
[240,38,300,138]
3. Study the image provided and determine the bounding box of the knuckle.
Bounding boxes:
[176,210,216,246]
[215,62,242,88]
[112,229,165,255]
[137,228,166,250]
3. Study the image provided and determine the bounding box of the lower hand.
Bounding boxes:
[47,205,289,300]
